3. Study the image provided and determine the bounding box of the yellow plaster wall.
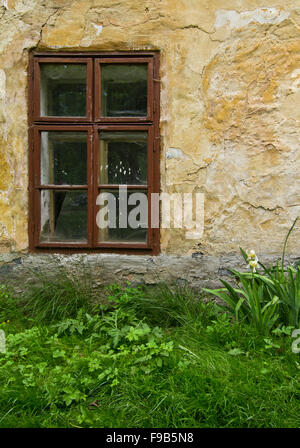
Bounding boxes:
[1,0,300,255]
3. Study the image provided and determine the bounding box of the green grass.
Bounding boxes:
[0,277,299,428]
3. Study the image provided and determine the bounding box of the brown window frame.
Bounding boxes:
[28,51,160,255]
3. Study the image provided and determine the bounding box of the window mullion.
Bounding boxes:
[91,124,99,248]
[88,126,95,248]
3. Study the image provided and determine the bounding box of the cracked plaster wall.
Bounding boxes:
[0,0,300,285]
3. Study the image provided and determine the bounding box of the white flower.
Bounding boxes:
[246,249,258,272]
[247,249,257,260]
[248,259,258,273]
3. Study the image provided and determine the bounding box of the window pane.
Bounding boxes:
[101,64,147,117]
[41,131,87,185]
[40,190,87,243]
[97,189,148,243]
[99,132,147,185]
[40,64,86,117]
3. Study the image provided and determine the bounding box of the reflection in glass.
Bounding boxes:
[40,190,87,243]
[40,64,86,117]
[99,132,147,185]
[41,132,87,185]
[97,189,148,243]
[101,64,147,117]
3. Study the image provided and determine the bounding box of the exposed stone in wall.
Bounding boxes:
[1,252,299,293]
[0,1,300,274]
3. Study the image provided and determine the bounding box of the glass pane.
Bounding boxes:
[41,132,87,185]
[40,64,86,117]
[101,64,147,117]
[99,132,147,185]
[97,189,148,243]
[40,190,87,243]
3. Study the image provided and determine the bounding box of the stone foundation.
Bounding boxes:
[0,252,298,294]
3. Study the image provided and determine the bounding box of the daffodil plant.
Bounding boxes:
[203,217,300,333]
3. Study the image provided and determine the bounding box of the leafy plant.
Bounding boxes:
[0,284,20,323]
[251,217,300,327]
[203,218,300,333]
[253,265,300,327]
[203,269,279,335]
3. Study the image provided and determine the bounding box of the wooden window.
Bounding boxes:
[28,52,160,254]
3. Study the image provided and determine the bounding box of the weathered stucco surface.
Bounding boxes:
[0,0,300,284]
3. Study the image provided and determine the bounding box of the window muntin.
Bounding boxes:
[29,53,160,253]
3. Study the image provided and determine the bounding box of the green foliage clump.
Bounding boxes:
[0,271,299,428]
[204,218,300,334]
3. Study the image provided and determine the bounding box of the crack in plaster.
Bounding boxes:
[245,201,283,212]
[37,7,61,47]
